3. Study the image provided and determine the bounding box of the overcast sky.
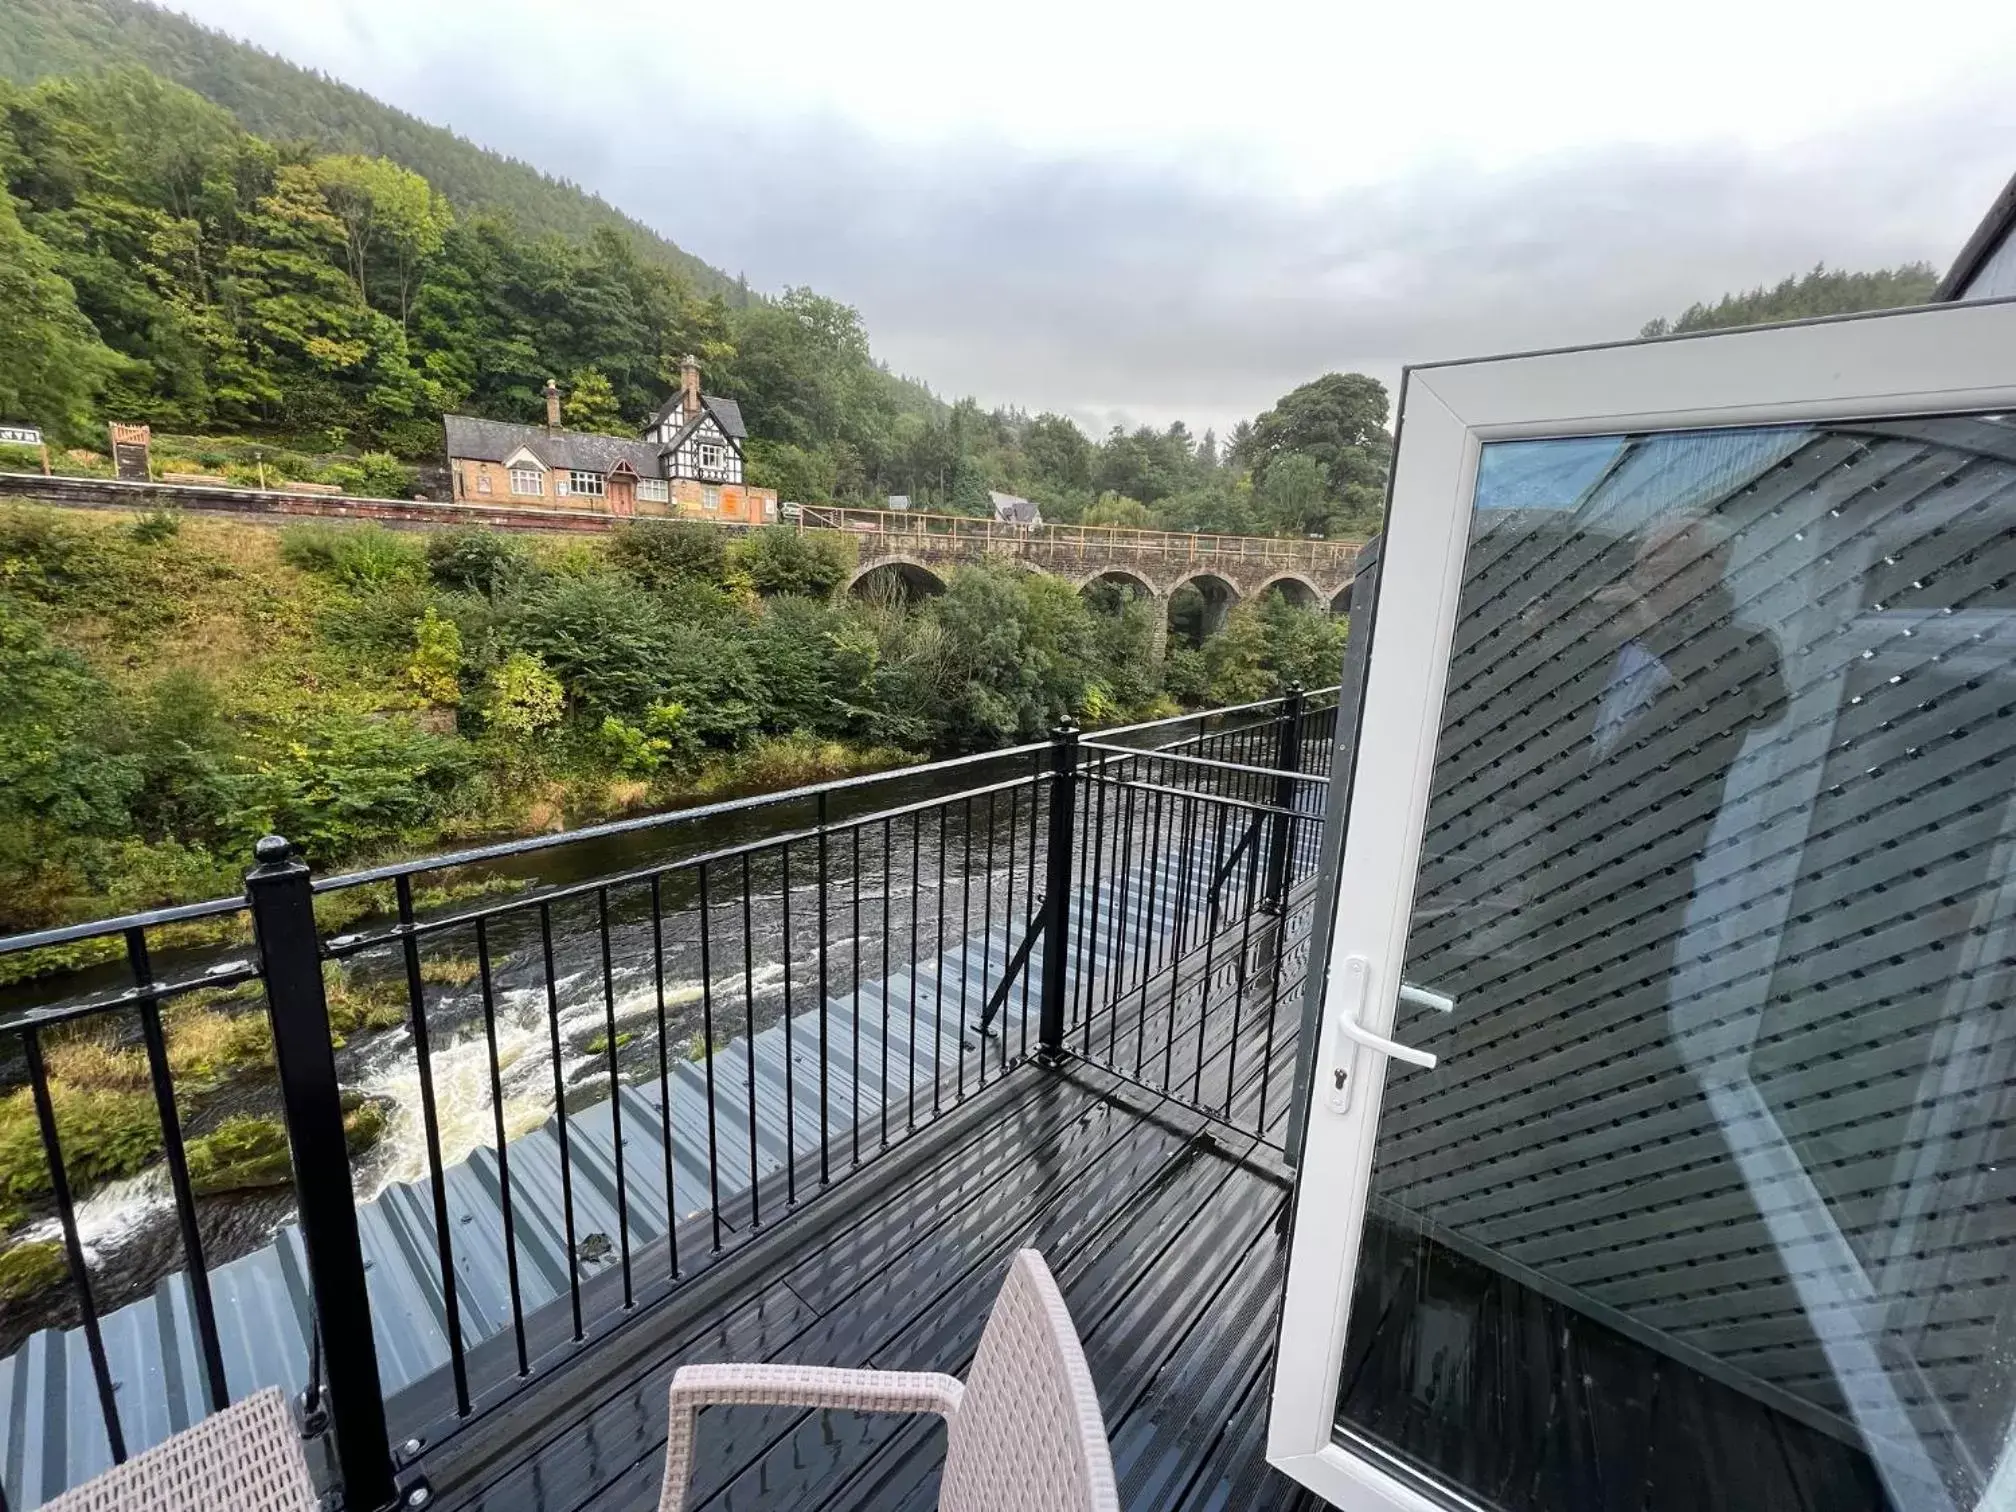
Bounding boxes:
[172,0,2016,435]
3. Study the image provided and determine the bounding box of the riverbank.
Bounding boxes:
[0,501,1340,945]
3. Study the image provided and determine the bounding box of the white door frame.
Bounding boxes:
[1266,298,2016,1511]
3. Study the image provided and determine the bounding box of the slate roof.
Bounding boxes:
[648,394,747,440]
[443,415,663,475]
[989,489,1042,525]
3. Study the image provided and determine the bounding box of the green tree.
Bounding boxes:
[560,365,624,432]
[0,183,119,440]
[1246,373,1391,538]
[1640,262,1939,337]
[313,154,451,330]
[1084,493,1152,528]
[1024,413,1093,493]
[729,527,855,598]
[1257,453,1330,538]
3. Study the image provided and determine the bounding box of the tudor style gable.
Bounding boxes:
[663,409,744,485]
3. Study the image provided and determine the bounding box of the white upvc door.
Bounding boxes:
[1269,300,2016,1512]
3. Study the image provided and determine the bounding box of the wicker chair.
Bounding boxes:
[659,1249,1119,1511]
[41,1388,319,1512]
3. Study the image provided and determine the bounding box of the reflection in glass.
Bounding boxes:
[1336,415,2016,1512]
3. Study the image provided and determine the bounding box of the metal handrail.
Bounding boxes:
[0,686,1340,955]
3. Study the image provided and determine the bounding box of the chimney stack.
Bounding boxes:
[544,377,561,431]
[680,355,701,418]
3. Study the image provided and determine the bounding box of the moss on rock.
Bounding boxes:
[0,1083,161,1203]
[184,1116,291,1195]
[324,963,408,1038]
[0,1240,68,1303]
[184,1099,386,1196]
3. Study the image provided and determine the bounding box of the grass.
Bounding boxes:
[419,955,481,987]
[324,963,409,1040]
[585,1031,633,1055]
[163,994,275,1083]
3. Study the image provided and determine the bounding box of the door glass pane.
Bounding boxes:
[1336,413,2016,1512]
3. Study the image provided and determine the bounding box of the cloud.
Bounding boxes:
[570,88,2013,434]
[164,2,2016,433]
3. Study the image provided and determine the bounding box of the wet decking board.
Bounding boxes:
[432,1048,1328,1512]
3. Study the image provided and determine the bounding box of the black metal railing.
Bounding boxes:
[0,686,1338,1512]
[1062,686,1334,1144]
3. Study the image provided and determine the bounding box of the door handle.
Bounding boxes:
[1328,956,1438,1114]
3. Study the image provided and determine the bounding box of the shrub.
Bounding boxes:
[128,509,182,544]
[610,519,725,588]
[428,528,530,597]
[236,712,474,863]
[406,606,463,706]
[279,523,426,589]
[728,527,854,598]
[484,651,565,736]
[355,451,414,499]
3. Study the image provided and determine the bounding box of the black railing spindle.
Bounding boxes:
[698,863,722,1252]
[396,872,470,1416]
[594,886,633,1308]
[537,900,583,1342]
[1038,723,1078,1060]
[126,928,229,1413]
[22,1029,126,1466]
[475,917,530,1377]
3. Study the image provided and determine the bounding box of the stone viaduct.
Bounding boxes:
[803,506,1363,653]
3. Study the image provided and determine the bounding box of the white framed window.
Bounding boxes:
[509,466,544,497]
[763,496,778,520]
[567,470,604,498]
[702,486,721,511]
[638,477,668,503]
[698,441,728,473]
[475,467,491,494]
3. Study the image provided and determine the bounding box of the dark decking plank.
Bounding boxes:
[692,1108,1212,1507]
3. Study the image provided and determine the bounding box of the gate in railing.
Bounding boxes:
[0,689,1338,1511]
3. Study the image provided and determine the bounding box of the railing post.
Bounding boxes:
[245,836,398,1512]
[1263,683,1307,913]
[1038,721,1080,1061]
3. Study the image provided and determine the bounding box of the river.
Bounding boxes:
[0,743,1070,1355]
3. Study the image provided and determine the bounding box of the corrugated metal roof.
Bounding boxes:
[0,845,1221,1507]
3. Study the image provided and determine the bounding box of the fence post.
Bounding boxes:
[1038,721,1080,1061]
[245,836,398,1512]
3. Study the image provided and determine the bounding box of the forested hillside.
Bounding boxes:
[0,506,1344,940]
[0,0,738,295]
[1640,262,1941,337]
[0,61,1389,535]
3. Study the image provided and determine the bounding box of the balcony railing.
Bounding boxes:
[0,688,1337,1511]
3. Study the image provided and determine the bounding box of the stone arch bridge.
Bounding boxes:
[802,506,1362,650]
